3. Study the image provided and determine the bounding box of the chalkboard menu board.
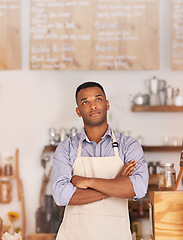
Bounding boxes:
[0,0,21,70]
[30,0,159,70]
[171,0,183,70]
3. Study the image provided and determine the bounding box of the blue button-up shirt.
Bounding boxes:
[51,126,149,206]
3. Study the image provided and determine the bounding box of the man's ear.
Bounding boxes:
[106,100,110,111]
[76,107,82,117]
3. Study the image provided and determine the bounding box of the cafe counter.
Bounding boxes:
[149,191,183,240]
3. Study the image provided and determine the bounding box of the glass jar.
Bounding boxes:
[0,180,12,203]
[49,128,56,146]
[159,163,176,191]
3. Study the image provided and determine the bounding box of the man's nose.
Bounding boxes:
[90,101,97,110]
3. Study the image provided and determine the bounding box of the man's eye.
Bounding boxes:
[82,101,88,105]
[96,98,102,101]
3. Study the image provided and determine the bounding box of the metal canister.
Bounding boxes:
[148,162,156,174]
[159,163,176,191]
[155,161,161,174]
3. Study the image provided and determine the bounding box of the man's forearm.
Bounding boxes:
[69,187,109,205]
[87,176,135,198]
[72,175,135,199]
[71,160,137,201]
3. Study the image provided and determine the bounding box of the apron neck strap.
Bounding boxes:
[77,129,119,158]
[77,142,82,158]
[111,130,119,157]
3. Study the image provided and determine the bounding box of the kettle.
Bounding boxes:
[131,93,150,105]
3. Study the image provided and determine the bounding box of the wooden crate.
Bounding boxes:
[149,191,183,240]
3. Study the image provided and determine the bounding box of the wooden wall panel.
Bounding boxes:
[0,0,21,70]
[30,0,159,70]
[171,0,183,70]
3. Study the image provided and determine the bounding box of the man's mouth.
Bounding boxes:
[89,111,100,117]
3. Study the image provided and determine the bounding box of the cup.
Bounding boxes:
[174,96,183,106]
[172,137,179,146]
[163,136,171,145]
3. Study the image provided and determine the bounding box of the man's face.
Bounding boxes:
[76,87,110,127]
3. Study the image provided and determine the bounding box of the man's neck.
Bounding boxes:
[84,123,108,144]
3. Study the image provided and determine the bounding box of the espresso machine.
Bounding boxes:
[36,150,65,234]
[36,195,65,233]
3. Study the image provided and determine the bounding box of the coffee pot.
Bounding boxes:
[146,76,166,105]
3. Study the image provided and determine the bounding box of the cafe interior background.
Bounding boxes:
[0,0,183,239]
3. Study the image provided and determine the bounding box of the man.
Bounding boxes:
[51,82,149,240]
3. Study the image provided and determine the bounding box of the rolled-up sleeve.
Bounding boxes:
[124,137,149,200]
[51,139,76,206]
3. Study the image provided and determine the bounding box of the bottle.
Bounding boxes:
[159,163,176,191]
[138,200,144,216]
[4,156,13,176]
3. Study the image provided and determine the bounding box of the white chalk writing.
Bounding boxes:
[52,43,75,52]
[30,0,158,70]
[31,44,50,54]
[171,0,183,68]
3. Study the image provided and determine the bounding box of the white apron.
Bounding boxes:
[56,131,132,240]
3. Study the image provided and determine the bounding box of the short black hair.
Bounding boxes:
[75,82,106,102]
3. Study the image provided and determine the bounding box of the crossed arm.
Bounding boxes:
[69,160,138,205]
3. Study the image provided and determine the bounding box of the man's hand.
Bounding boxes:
[117,160,138,177]
[72,160,138,189]
[71,175,89,189]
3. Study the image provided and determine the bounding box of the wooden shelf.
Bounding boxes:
[27,233,56,240]
[43,145,182,153]
[0,149,26,239]
[131,105,183,112]
[142,145,182,152]
[43,145,57,152]
[0,175,16,180]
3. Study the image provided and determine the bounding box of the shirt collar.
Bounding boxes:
[80,125,112,143]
